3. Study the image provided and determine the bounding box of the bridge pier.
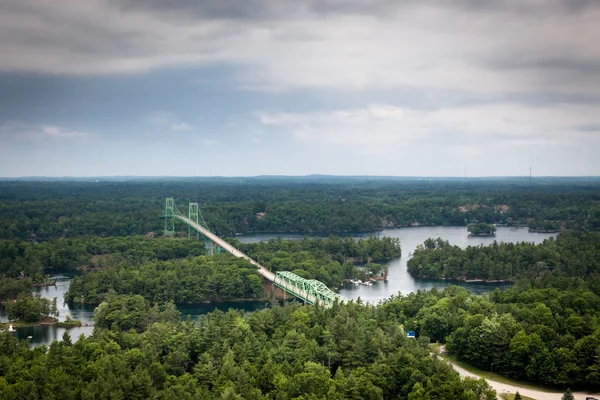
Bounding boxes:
[263,278,288,300]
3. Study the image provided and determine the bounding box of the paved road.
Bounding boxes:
[440,347,594,400]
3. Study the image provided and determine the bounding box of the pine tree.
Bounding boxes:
[51,297,59,318]
[562,388,575,400]
[514,392,522,400]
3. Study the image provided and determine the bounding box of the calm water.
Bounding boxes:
[237,226,557,302]
[4,226,556,345]
[337,226,556,302]
[2,274,270,346]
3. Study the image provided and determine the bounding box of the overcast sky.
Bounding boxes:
[1,0,599,177]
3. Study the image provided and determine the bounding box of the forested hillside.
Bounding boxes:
[65,236,401,305]
[4,178,600,395]
[2,178,600,240]
[380,282,600,389]
[398,231,600,389]
[0,295,496,399]
[407,231,600,284]
[0,236,207,301]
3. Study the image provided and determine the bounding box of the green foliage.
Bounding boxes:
[408,231,600,282]
[235,235,401,286]
[0,278,33,301]
[1,178,598,241]
[66,236,400,304]
[468,222,497,236]
[67,255,263,304]
[376,278,600,390]
[0,297,497,399]
[562,388,575,400]
[5,294,56,323]
[93,294,179,332]
[0,236,207,282]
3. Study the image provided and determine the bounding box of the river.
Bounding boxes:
[2,226,556,346]
[237,226,557,302]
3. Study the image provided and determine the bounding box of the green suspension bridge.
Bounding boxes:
[162,198,349,308]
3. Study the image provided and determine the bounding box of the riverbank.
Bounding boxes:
[0,318,89,330]
[70,296,275,307]
[0,316,58,329]
[408,275,509,283]
[33,280,57,287]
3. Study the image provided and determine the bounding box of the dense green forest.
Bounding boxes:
[65,236,401,305]
[467,222,496,236]
[2,178,600,240]
[380,280,600,389]
[0,294,497,399]
[407,231,600,283]
[0,236,207,301]
[398,231,600,389]
[5,294,59,323]
[4,177,600,395]
[66,255,264,304]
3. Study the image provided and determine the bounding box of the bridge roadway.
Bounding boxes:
[176,214,342,306]
[176,215,276,281]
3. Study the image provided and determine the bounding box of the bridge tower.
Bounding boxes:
[188,202,200,239]
[163,197,176,236]
[188,201,222,255]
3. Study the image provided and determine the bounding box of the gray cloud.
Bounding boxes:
[1,0,598,95]
[1,0,600,178]
[112,0,600,19]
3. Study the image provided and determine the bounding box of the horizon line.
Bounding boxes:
[1,174,600,180]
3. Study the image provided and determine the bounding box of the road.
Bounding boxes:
[440,347,594,400]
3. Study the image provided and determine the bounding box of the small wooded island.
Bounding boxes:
[467,222,496,236]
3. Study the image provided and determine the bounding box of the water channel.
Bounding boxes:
[2,226,556,346]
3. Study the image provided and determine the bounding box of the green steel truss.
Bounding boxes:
[274,271,348,307]
[162,198,348,307]
[163,198,223,254]
[188,202,200,239]
[162,197,176,236]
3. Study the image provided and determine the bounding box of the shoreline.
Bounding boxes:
[33,280,57,287]
[231,224,535,239]
[1,319,93,330]
[68,297,273,307]
[411,275,510,284]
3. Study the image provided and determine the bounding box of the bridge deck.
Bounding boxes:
[175,213,348,307]
[176,215,276,281]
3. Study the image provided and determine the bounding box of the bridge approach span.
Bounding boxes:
[166,199,349,307]
[175,214,276,282]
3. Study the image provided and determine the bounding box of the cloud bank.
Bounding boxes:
[0,0,599,176]
[1,0,599,96]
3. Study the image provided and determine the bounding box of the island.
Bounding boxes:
[467,222,497,236]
